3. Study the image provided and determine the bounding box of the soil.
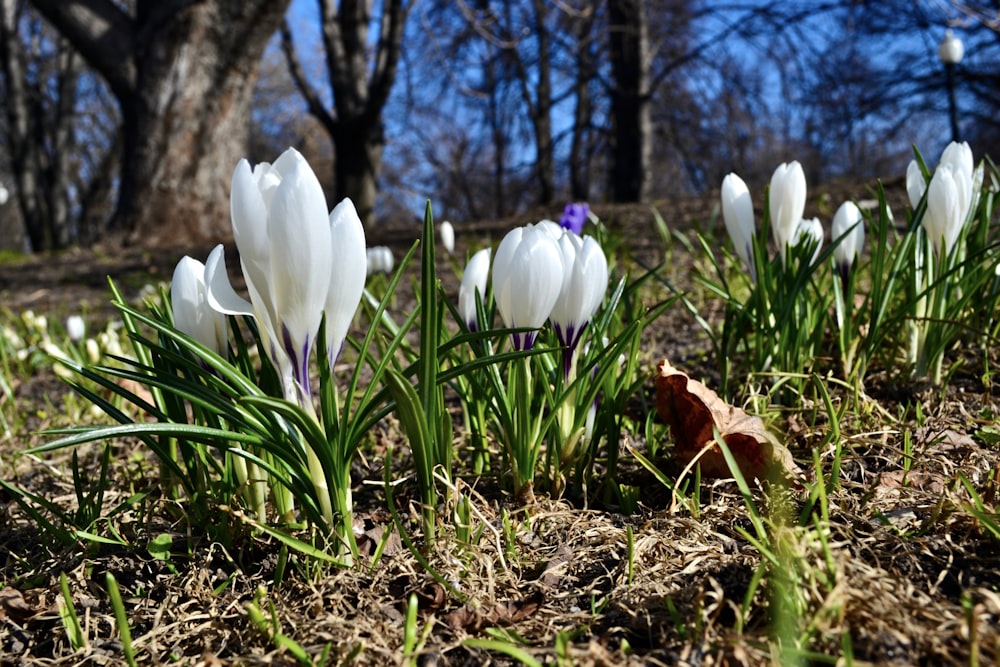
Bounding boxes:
[1,186,998,666]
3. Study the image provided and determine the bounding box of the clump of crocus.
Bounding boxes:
[720,173,755,280]
[907,141,980,259]
[924,143,975,259]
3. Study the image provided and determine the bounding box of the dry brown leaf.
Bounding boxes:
[444,591,544,632]
[877,470,947,495]
[0,587,36,624]
[655,359,798,482]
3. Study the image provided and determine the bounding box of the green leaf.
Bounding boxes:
[147,533,173,561]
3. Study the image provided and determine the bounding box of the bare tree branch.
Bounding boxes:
[28,0,135,96]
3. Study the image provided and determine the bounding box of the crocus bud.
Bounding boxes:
[324,198,367,366]
[0,184,8,206]
[366,246,394,275]
[172,256,229,356]
[792,217,824,265]
[440,220,455,255]
[549,234,609,351]
[939,141,973,179]
[559,203,589,235]
[832,202,864,289]
[721,173,755,279]
[85,338,101,364]
[831,202,864,270]
[923,164,972,258]
[769,161,807,260]
[492,224,565,350]
[65,315,86,343]
[458,248,491,331]
[906,160,926,209]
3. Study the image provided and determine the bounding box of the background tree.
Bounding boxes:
[0,0,117,251]
[28,0,291,244]
[606,0,651,202]
[281,0,407,227]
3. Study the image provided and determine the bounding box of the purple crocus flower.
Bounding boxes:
[559,202,589,235]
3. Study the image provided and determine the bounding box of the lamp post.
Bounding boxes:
[938,29,964,143]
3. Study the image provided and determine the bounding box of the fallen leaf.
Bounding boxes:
[877,470,946,496]
[444,591,544,632]
[538,546,572,588]
[0,587,36,624]
[655,359,798,482]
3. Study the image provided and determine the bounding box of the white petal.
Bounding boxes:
[493,226,564,329]
[325,198,368,361]
[231,160,270,267]
[831,201,863,268]
[458,247,491,328]
[770,161,807,256]
[439,220,455,255]
[205,245,254,317]
[721,173,754,269]
[906,160,926,210]
[267,154,333,367]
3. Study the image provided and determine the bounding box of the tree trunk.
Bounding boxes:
[332,118,383,225]
[570,8,597,202]
[119,4,286,244]
[531,0,554,205]
[30,0,291,245]
[1,0,80,252]
[607,0,652,203]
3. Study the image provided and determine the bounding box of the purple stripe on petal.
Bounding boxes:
[299,334,312,399]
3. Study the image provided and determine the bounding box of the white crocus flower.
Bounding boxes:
[769,161,807,261]
[831,202,864,272]
[324,198,367,366]
[549,234,609,352]
[458,248,491,331]
[906,159,926,210]
[440,220,455,255]
[792,217,824,265]
[939,140,973,180]
[492,224,565,350]
[721,173,756,279]
[366,246,394,275]
[923,164,972,259]
[85,338,101,364]
[832,202,864,290]
[65,315,86,343]
[171,256,228,356]
[205,148,339,402]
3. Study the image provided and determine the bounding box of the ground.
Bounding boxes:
[0,188,998,666]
